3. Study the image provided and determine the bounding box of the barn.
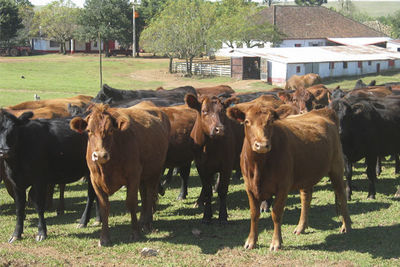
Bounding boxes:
[217,45,400,86]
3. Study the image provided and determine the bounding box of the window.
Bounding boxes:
[389,60,395,67]
[296,66,301,73]
[343,62,348,69]
[397,48,400,52]
[49,41,59,48]
[329,62,335,69]
[368,61,372,66]
[295,44,301,47]
[93,41,98,48]
[358,61,362,68]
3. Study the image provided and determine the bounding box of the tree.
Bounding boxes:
[14,0,35,46]
[295,0,327,6]
[32,0,79,54]
[0,0,23,45]
[212,0,281,49]
[77,0,133,56]
[140,0,217,75]
[388,10,400,38]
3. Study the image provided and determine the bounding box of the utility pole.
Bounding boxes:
[99,31,103,89]
[132,2,136,58]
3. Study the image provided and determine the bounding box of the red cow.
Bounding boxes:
[70,103,170,246]
[227,105,351,251]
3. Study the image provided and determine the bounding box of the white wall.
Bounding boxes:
[387,42,400,52]
[278,39,326,48]
[268,61,287,86]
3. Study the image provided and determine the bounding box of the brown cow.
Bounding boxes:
[7,95,93,110]
[185,94,243,223]
[227,106,351,251]
[285,73,322,90]
[70,104,170,246]
[195,85,235,98]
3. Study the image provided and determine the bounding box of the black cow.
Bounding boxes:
[330,95,400,200]
[0,110,98,242]
[92,84,196,104]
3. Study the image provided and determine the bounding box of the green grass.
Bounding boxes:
[1,54,400,266]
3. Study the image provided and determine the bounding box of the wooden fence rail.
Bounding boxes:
[172,59,231,77]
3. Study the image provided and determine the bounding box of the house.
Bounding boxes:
[387,40,400,52]
[221,5,388,49]
[31,38,117,54]
[217,45,400,86]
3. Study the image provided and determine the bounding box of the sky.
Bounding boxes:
[31,0,85,7]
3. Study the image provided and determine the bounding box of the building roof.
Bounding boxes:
[258,5,388,39]
[216,46,400,64]
[327,37,392,46]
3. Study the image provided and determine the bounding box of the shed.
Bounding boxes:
[217,46,400,86]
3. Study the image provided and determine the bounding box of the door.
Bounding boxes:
[85,43,91,53]
[243,57,260,79]
[377,63,380,73]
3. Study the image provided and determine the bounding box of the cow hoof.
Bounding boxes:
[98,239,111,247]
[92,221,101,227]
[177,194,186,200]
[269,243,281,252]
[36,234,47,242]
[340,225,350,233]
[244,239,256,250]
[56,210,65,216]
[367,195,376,200]
[8,236,21,243]
[76,223,87,229]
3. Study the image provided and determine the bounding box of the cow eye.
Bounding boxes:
[202,110,208,115]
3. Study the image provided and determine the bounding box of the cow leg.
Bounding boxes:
[177,162,191,200]
[329,170,352,233]
[343,155,353,201]
[197,167,213,223]
[269,191,288,251]
[293,188,312,235]
[46,184,55,211]
[77,180,98,228]
[32,184,48,242]
[95,189,111,246]
[56,184,65,216]
[127,180,141,241]
[232,168,242,180]
[217,170,231,224]
[9,187,26,243]
[366,155,378,199]
[213,173,220,193]
[244,189,260,250]
[395,154,400,174]
[376,157,382,177]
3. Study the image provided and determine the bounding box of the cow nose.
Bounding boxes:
[0,149,10,158]
[214,126,224,136]
[91,151,110,164]
[253,141,270,153]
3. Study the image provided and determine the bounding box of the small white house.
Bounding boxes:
[217,45,400,86]
[387,40,400,52]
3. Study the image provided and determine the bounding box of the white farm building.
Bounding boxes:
[216,45,400,86]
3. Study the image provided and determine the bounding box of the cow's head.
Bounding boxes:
[0,110,33,158]
[292,88,312,113]
[70,104,130,164]
[227,104,291,154]
[185,94,237,146]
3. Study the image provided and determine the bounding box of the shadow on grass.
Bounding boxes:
[291,224,400,259]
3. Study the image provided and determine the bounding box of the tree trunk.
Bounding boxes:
[104,41,110,57]
[189,56,194,76]
[186,58,190,76]
[169,57,173,73]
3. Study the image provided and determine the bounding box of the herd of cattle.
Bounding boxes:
[1,73,400,251]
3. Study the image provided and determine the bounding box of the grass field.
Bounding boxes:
[0,54,400,266]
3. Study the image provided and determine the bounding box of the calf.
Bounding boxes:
[0,110,96,242]
[70,104,170,246]
[195,85,235,98]
[227,106,351,251]
[185,94,243,223]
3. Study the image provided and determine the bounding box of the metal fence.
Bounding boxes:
[172,59,231,77]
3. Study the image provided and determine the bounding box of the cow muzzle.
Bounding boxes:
[252,141,271,154]
[91,151,110,164]
[0,149,10,159]
[210,125,224,137]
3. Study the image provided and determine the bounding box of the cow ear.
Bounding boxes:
[277,91,292,103]
[70,117,88,133]
[352,103,365,115]
[18,111,34,124]
[275,105,295,119]
[226,106,245,123]
[223,97,239,108]
[185,94,201,112]
[116,115,130,131]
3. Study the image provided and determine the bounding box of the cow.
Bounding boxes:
[195,85,235,98]
[0,110,97,242]
[284,73,322,90]
[92,84,196,104]
[330,95,400,200]
[70,103,170,246]
[226,105,351,251]
[7,95,93,111]
[185,94,243,223]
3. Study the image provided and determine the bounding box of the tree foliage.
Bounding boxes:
[0,0,23,45]
[140,0,216,75]
[77,0,133,56]
[295,0,327,6]
[212,0,281,49]
[32,0,79,54]
[388,10,400,38]
[14,0,35,46]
